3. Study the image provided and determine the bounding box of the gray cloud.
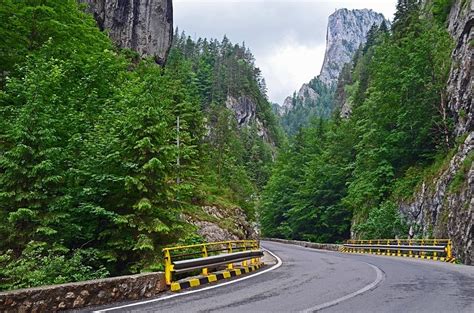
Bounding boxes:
[175,1,332,51]
[174,0,396,103]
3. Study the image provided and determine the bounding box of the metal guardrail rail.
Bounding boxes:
[341,239,455,263]
[163,240,263,285]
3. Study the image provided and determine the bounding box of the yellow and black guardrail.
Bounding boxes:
[163,240,264,291]
[341,239,456,263]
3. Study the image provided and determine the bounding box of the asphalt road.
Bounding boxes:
[92,240,474,313]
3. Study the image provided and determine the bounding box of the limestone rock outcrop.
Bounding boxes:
[79,0,173,64]
[185,206,258,242]
[446,0,473,136]
[278,9,387,129]
[319,9,386,86]
[275,84,320,116]
[226,95,273,144]
[399,134,473,264]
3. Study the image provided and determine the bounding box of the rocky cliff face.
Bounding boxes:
[319,9,386,86]
[399,0,473,265]
[446,0,473,136]
[278,9,386,130]
[79,0,173,64]
[226,95,274,144]
[294,83,320,108]
[279,97,293,115]
[400,134,472,264]
[185,206,258,242]
[276,84,320,116]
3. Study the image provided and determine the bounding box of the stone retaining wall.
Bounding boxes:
[0,272,166,312]
[263,238,342,252]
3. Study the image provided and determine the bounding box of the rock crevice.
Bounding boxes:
[446,0,473,136]
[79,0,173,64]
[226,95,273,144]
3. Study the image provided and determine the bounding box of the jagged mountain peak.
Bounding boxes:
[277,7,387,134]
[276,83,319,116]
[319,8,387,85]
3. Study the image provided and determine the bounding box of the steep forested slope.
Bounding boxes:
[171,32,283,192]
[280,80,335,136]
[0,0,281,290]
[262,0,472,264]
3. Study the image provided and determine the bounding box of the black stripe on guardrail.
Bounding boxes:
[171,264,264,292]
[173,251,264,270]
[180,281,191,289]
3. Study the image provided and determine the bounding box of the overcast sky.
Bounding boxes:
[174,0,397,104]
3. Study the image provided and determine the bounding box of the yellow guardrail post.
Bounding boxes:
[202,245,208,275]
[433,239,438,259]
[257,240,261,264]
[369,240,372,254]
[227,242,234,269]
[397,239,401,256]
[408,239,412,257]
[164,249,173,285]
[447,240,452,259]
[242,242,248,267]
[253,240,259,264]
[421,239,425,258]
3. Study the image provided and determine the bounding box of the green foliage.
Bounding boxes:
[431,0,454,24]
[448,151,473,194]
[203,104,257,216]
[344,14,453,231]
[353,201,409,239]
[0,0,197,288]
[171,32,282,144]
[0,0,110,87]
[391,166,424,201]
[281,78,335,135]
[170,32,284,218]
[0,242,108,291]
[0,1,281,290]
[392,0,421,35]
[0,42,202,274]
[262,3,455,242]
[261,118,353,242]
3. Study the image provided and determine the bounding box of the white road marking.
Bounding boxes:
[93,249,283,312]
[300,262,385,313]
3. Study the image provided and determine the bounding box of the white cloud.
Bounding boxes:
[259,39,326,103]
[173,0,397,104]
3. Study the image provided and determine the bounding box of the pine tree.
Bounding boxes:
[392,0,421,35]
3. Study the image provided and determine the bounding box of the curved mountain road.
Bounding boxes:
[93,240,474,313]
